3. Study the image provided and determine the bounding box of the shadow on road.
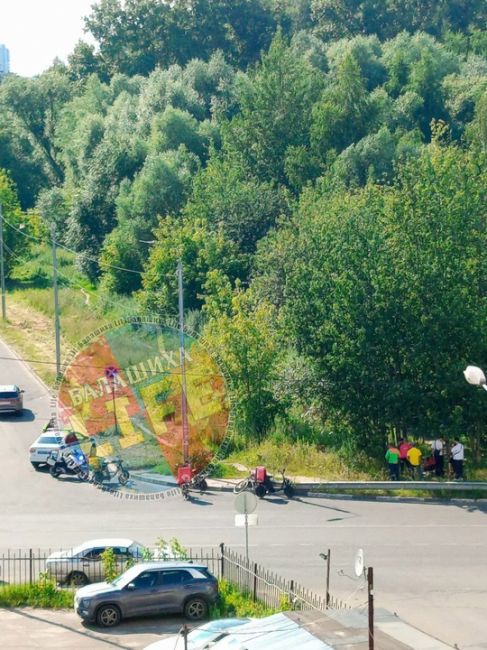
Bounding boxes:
[260,496,290,505]
[82,614,183,637]
[293,496,354,515]
[0,408,35,422]
[186,494,214,506]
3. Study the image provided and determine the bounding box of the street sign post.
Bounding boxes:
[234,492,258,562]
[105,366,119,435]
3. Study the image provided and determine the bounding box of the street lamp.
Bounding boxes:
[463,366,487,391]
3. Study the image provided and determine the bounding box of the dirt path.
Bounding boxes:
[0,300,73,387]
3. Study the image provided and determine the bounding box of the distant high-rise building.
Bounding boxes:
[0,44,10,77]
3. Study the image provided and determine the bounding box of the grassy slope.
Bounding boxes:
[4,245,487,485]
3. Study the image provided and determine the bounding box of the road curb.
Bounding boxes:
[303,490,487,505]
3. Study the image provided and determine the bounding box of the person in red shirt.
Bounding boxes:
[398,439,413,477]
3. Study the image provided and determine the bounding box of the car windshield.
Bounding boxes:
[0,391,18,399]
[111,565,141,587]
[68,543,91,558]
[188,629,216,643]
[38,437,63,445]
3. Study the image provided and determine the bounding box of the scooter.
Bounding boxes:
[177,465,208,500]
[47,448,90,481]
[234,467,295,499]
[91,457,130,486]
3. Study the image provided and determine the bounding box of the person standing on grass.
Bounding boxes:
[398,438,413,477]
[431,437,444,477]
[407,443,423,480]
[450,440,465,480]
[385,443,400,480]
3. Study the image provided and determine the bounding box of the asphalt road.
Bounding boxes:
[1,337,487,649]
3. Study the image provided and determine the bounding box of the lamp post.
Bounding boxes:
[463,366,487,391]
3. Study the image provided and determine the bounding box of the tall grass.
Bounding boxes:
[0,577,74,609]
[226,439,384,480]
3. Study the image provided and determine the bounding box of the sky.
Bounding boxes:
[0,0,97,77]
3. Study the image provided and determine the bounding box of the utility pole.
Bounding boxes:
[0,204,6,320]
[51,223,61,377]
[319,550,331,608]
[177,260,189,466]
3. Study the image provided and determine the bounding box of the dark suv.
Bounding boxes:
[0,385,24,415]
[74,561,218,627]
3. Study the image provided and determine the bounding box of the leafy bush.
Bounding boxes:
[211,580,277,618]
[100,548,118,583]
[0,574,74,608]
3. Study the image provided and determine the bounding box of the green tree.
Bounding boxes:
[311,0,487,40]
[100,147,200,294]
[311,53,370,159]
[203,289,281,441]
[138,217,244,315]
[255,142,487,452]
[84,0,276,75]
[224,30,322,186]
[0,71,72,184]
[0,171,29,274]
[184,153,292,255]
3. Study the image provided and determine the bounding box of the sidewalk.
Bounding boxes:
[0,607,179,649]
[0,606,454,650]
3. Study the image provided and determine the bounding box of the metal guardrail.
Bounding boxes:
[306,480,487,491]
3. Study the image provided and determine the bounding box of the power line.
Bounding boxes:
[0,353,225,377]
[3,215,144,275]
[2,241,139,319]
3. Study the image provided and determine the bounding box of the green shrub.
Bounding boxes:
[100,548,118,583]
[211,580,278,619]
[0,574,74,609]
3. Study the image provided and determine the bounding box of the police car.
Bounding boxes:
[29,424,84,470]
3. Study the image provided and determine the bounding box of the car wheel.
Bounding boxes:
[184,597,208,621]
[96,604,121,627]
[67,571,89,587]
[31,462,41,470]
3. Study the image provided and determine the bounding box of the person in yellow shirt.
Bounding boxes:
[407,444,423,479]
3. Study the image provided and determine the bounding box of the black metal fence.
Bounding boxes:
[0,544,349,613]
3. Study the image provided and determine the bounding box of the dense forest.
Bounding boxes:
[1,0,487,460]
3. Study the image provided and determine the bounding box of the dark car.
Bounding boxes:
[74,561,219,627]
[0,384,24,415]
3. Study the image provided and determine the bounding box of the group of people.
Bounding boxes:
[385,438,465,480]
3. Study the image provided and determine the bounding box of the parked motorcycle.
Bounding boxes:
[177,464,208,500]
[234,466,295,499]
[47,448,90,481]
[91,457,130,486]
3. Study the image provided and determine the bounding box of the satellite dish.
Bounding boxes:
[354,548,365,577]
